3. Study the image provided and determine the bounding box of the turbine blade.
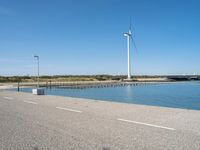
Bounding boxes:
[131,35,138,54]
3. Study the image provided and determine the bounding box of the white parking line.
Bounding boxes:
[3,97,14,100]
[117,118,176,131]
[23,101,38,105]
[56,107,82,113]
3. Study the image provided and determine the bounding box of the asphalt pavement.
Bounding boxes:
[0,90,200,150]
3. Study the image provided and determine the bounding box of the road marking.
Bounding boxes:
[3,97,14,100]
[23,101,38,105]
[56,107,82,113]
[117,118,176,131]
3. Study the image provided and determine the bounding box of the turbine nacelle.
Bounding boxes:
[123,32,131,37]
[124,29,132,37]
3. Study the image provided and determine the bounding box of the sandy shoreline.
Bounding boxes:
[0,84,15,89]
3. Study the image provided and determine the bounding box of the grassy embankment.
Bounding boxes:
[0,75,125,83]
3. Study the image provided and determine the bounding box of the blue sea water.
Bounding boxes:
[14,82,200,110]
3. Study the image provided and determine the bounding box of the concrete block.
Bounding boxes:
[32,88,45,95]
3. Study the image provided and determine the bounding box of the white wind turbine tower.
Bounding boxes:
[124,21,136,80]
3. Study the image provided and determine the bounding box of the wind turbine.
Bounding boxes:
[124,21,137,80]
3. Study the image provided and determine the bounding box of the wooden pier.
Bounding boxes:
[45,81,159,89]
[16,81,163,90]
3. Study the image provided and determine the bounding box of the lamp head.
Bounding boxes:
[34,55,39,59]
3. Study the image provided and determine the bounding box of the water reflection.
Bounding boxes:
[126,85,133,100]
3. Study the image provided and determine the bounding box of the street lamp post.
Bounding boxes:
[34,55,39,88]
[32,55,44,95]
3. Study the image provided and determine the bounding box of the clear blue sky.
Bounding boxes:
[0,0,200,76]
